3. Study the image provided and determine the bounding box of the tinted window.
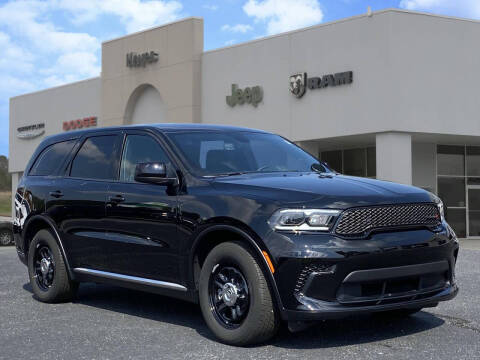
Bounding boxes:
[467,146,480,176]
[70,136,117,180]
[344,148,366,177]
[166,131,323,176]
[30,140,76,176]
[438,177,465,207]
[366,147,376,177]
[120,135,170,182]
[437,145,464,176]
[321,150,342,173]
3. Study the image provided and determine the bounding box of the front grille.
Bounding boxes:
[335,203,441,237]
[336,271,448,305]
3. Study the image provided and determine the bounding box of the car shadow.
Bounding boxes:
[22,282,445,348]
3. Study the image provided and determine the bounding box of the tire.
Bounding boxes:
[0,228,12,246]
[27,229,78,303]
[199,241,279,346]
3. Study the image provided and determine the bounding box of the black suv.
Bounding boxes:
[14,124,458,345]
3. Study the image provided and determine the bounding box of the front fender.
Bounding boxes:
[189,223,286,316]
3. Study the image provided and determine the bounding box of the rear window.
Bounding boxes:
[70,135,118,180]
[29,140,76,176]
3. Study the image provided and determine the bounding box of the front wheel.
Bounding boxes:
[199,242,279,346]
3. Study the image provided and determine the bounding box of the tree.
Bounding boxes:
[0,156,12,191]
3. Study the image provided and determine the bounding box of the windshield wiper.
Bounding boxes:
[311,163,335,177]
[205,172,246,178]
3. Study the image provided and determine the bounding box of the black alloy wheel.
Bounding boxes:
[28,229,78,303]
[33,244,56,291]
[199,241,279,346]
[209,265,250,329]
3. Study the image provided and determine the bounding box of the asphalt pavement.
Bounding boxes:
[0,245,479,360]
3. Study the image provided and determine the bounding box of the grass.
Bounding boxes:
[0,191,11,217]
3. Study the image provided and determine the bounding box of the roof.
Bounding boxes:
[40,123,268,145]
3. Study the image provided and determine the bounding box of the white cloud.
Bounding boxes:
[399,0,480,19]
[225,39,237,45]
[0,75,36,96]
[243,0,323,35]
[0,32,34,74]
[203,4,219,11]
[221,24,254,33]
[0,1,99,54]
[57,0,183,33]
[0,0,101,91]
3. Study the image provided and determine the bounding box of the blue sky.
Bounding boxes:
[1,0,479,157]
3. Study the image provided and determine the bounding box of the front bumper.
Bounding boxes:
[263,224,459,321]
[284,284,457,320]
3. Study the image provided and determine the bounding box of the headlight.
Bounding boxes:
[437,200,445,222]
[268,209,341,232]
[432,194,445,222]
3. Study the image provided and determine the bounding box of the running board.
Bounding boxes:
[73,268,187,292]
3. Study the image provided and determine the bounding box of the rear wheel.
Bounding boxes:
[199,242,279,346]
[27,229,78,303]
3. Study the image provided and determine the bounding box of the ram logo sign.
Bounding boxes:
[289,71,353,98]
[289,73,307,98]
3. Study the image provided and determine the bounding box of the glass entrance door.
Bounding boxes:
[467,186,480,237]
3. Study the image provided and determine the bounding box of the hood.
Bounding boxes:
[211,172,435,209]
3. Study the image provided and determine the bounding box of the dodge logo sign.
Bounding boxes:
[289,73,306,98]
[63,116,97,131]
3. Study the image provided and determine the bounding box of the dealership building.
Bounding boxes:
[9,9,480,238]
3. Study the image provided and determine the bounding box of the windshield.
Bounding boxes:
[165,131,329,176]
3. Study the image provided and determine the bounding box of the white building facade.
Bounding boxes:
[9,9,480,238]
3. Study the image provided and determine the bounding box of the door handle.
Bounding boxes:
[49,190,63,198]
[108,194,125,203]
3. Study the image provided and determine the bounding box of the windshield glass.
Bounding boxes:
[166,131,329,176]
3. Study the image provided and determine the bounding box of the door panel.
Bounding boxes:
[47,178,110,270]
[105,182,178,281]
[46,133,121,269]
[104,133,180,282]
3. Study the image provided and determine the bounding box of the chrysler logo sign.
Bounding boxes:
[126,51,159,68]
[17,123,45,139]
[289,71,353,98]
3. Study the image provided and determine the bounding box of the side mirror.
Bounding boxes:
[134,162,177,185]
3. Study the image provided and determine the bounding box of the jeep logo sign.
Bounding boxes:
[226,84,263,107]
[289,71,353,98]
[126,51,159,68]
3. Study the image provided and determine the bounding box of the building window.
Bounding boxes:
[436,145,480,238]
[320,147,375,178]
[321,150,342,173]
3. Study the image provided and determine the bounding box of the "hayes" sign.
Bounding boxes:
[63,116,97,131]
